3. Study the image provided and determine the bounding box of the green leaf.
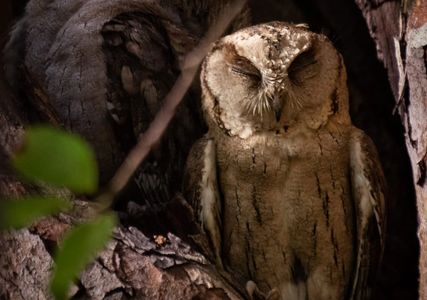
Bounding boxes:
[50,213,117,300]
[13,126,98,193]
[0,196,71,229]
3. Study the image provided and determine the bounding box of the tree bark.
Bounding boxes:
[0,202,246,300]
[354,0,427,298]
[0,1,250,299]
[0,46,246,299]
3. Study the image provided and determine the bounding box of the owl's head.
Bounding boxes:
[201,22,350,139]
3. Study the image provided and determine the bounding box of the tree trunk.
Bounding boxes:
[354,0,427,298]
[0,0,424,299]
[0,0,250,298]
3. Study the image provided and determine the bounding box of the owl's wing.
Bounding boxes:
[349,129,386,300]
[184,135,223,268]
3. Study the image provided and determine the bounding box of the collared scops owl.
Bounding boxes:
[184,22,386,300]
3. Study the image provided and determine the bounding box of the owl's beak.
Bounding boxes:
[272,94,283,122]
[275,106,282,122]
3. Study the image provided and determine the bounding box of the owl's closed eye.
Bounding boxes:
[288,48,319,85]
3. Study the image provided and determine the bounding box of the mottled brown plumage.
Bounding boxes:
[184,22,386,300]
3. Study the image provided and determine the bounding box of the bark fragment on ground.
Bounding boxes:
[0,200,245,300]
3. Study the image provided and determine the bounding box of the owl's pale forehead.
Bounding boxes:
[222,24,314,72]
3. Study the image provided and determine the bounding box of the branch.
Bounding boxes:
[106,0,247,201]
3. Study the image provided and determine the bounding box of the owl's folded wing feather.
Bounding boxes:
[184,136,223,268]
[349,129,386,300]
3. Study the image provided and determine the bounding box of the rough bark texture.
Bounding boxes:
[354,0,427,298]
[0,1,250,298]
[0,0,422,299]
[0,201,246,300]
[0,53,246,299]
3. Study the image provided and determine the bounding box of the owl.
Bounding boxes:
[184,22,386,300]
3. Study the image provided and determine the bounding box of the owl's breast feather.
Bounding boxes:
[216,127,355,292]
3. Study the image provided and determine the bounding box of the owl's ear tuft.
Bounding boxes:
[210,40,225,53]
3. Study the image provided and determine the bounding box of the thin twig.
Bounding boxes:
[101,0,247,205]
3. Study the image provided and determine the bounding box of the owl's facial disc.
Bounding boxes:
[223,25,317,125]
[202,22,350,138]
